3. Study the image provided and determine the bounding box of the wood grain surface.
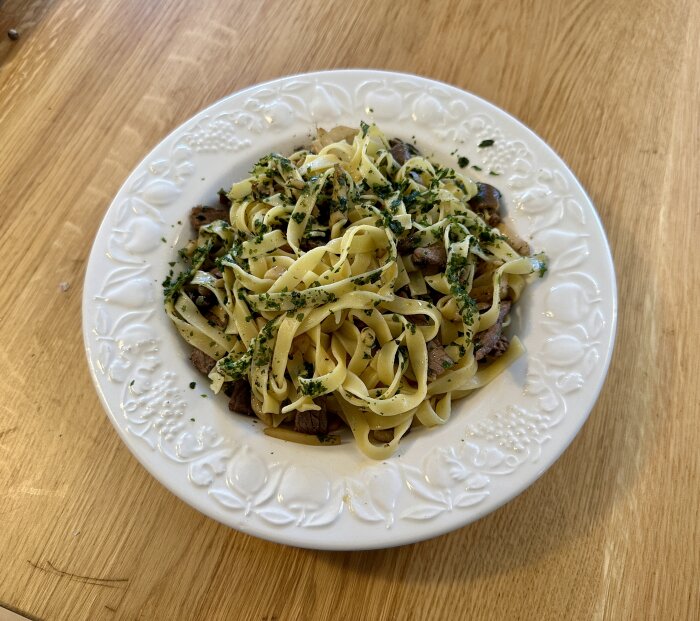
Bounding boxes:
[1,0,698,619]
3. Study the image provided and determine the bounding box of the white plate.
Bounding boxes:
[83,70,616,550]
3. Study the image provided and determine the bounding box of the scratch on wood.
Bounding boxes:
[27,560,129,589]
[104,605,117,612]
[0,426,18,441]
[15,486,66,498]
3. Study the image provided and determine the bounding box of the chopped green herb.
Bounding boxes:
[301,379,326,397]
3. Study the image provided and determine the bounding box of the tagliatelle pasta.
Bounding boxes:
[163,123,546,459]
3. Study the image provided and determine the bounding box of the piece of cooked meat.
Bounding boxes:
[482,211,500,226]
[190,349,216,375]
[299,238,324,252]
[474,301,511,361]
[217,188,232,207]
[327,413,342,432]
[407,314,431,326]
[397,234,416,256]
[482,335,510,363]
[372,429,394,443]
[189,286,215,312]
[468,182,502,225]
[497,222,531,256]
[196,284,216,303]
[388,138,420,165]
[299,230,329,252]
[190,205,229,231]
[469,182,501,211]
[294,399,328,434]
[205,305,227,329]
[228,379,254,416]
[468,286,495,304]
[412,243,447,275]
[426,339,454,381]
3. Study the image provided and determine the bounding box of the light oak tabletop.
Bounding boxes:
[1,1,698,619]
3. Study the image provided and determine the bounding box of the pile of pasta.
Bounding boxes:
[164,123,546,458]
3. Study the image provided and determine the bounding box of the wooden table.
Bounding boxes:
[1,0,698,619]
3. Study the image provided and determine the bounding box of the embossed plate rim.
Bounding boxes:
[83,69,617,549]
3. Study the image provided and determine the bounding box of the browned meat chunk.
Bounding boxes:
[468,183,502,225]
[497,222,531,256]
[469,285,501,304]
[474,301,511,361]
[190,349,216,375]
[407,314,431,325]
[327,413,342,432]
[194,284,216,306]
[412,243,447,275]
[294,399,328,434]
[389,140,411,165]
[299,231,329,252]
[397,235,416,256]
[228,379,254,416]
[488,334,510,360]
[190,205,229,231]
[205,305,227,329]
[389,138,420,165]
[426,339,454,381]
[217,188,232,207]
[372,429,394,443]
[469,182,501,211]
[485,211,501,226]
